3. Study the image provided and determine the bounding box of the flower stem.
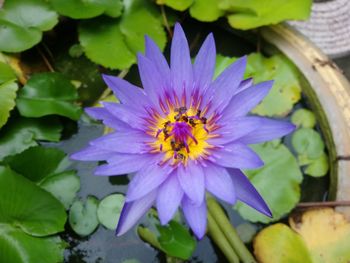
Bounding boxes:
[207,197,257,263]
[207,212,240,263]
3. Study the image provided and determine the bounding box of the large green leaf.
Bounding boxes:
[0,117,62,160]
[0,0,58,52]
[50,0,123,19]
[0,81,18,129]
[157,0,193,11]
[253,223,312,263]
[236,142,303,223]
[16,72,82,120]
[0,166,66,236]
[189,0,224,22]
[0,225,64,263]
[0,61,16,84]
[157,220,196,260]
[220,0,312,30]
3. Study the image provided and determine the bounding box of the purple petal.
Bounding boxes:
[94,153,157,176]
[102,74,149,108]
[220,80,273,123]
[102,102,146,130]
[208,116,262,145]
[70,145,113,161]
[177,162,205,206]
[208,56,247,114]
[235,78,253,94]
[228,168,272,217]
[116,190,157,236]
[157,171,184,225]
[171,23,193,100]
[204,164,236,204]
[239,118,296,145]
[85,107,132,131]
[193,33,216,93]
[182,196,207,239]
[145,36,171,90]
[126,164,173,202]
[213,143,264,169]
[89,131,152,154]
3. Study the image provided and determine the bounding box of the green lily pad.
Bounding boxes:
[157,220,197,260]
[189,0,224,22]
[0,225,64,263]
[247,53,302,117]
[0,117,62,160]
[220,0,312,30]
[304,153,329,177]
[0,80,18,129]
[0,0,58,52]
[236,142,303,223]
[291,109,316,128]
[214,54,236,78]
[0,61,16,84]
[50,0,123,19]
[292,128,325,159]
[16,72,82,120]
[253,223,312,263]
[236,222,257,244]
[97,193,124,230]
[0,166,66,236]
[157,0,194,11]
[69,196,99,236]
[40,171,80,209]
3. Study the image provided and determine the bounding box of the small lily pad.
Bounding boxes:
[69,196,99,236]
[157,0,193,11]
[253,223,312,263]
[291,109,316,128]
[0,80,18,129]
[292,128,325,159]
[189,0,223,22]
[97,193,124,230]
[304,153,329,177]
[236,223,257,243]
[0,61,16,84]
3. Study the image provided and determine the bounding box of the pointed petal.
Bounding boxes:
[208,116,262,145]
[214,143,264,169]
[171,23,193,98]
[70,145,112,161]
[228,168,272,217]
[220,80,273,123]
[94,153,156,176]
[235,78,253,94]
[239,118,296,145]
[177,162,205,206]
[116,190,157,236]
[182,196,207,239]
[209,56,247,114]
[204,164,236,204]
[126,164,173,202]
[102,74,148,108]
[157,172,184,225]
[85,107,132,131]
[193,33,216,93]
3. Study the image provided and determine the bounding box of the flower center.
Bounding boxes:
[149,105,216,165]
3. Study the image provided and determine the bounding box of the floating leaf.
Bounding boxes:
[157,0,193,11]
[0,117,62,160]
[0,61,16,84]
[304,153,329,177]
[236,142,303,223]
[0,0,58,52]
[16,72,82,120]
[220,0,312,30]
[292,128,325,159]
[40,171,80,209]
[157,220,197,260]
[236,223,257,244]
[97,193,124,230]
[214,54,236,78]
[50,0,123,19]
[0,225,64,263]
[247,53,302,117]
[253,223,312,263]
[291,109,316,128]
[0,80,18,129]
[189,0,224,22]
[290,208,350,263]
[0,166,66,236]
[69,196,99,236]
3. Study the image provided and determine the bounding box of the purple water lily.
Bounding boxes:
[71,23,295,239]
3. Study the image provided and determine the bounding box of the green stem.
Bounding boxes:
[207,213,240,263]
[207,197,257,263]
[137,226,162,251]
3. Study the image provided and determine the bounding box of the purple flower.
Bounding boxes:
[71,23,295,239]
